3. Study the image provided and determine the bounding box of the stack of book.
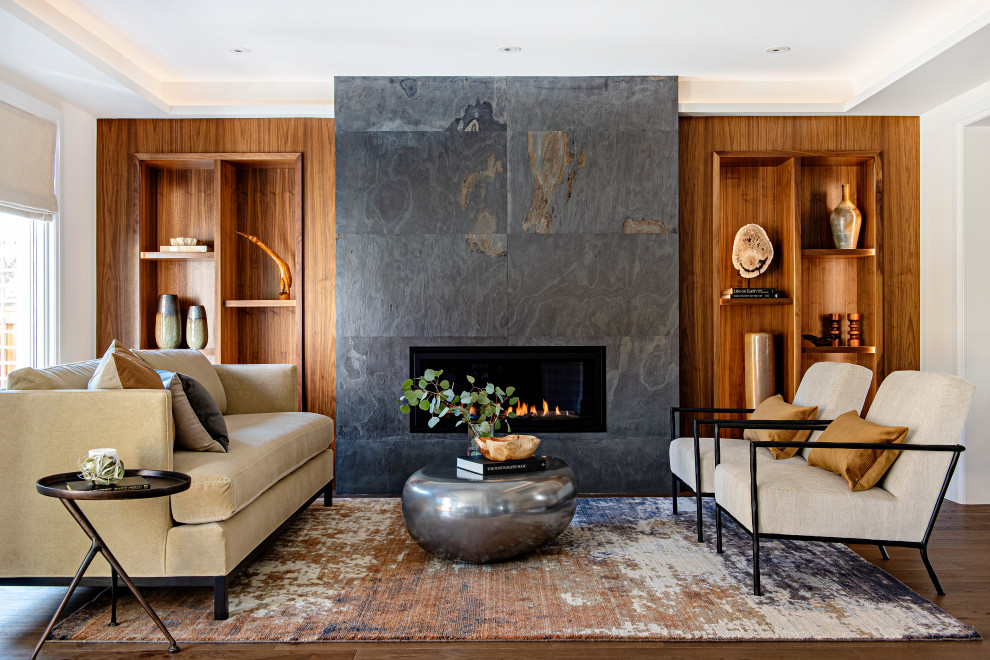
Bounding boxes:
[455,455,547,477]
[158,245,209,253]
[721,287,783,299]
[65,476,151,491]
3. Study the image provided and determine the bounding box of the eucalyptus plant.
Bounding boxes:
[399,369,519,441]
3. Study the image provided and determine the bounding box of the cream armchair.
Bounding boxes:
[712,371,974,596]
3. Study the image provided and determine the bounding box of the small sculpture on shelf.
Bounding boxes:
[801,334,835,347]
[731,224,774,279]
[847,313,861,346]
[827,313,842,345]
[237,231,292,300]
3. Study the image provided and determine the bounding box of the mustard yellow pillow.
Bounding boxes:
[742,394,818,459]
[87,340,164,391]
[807,411,909,491]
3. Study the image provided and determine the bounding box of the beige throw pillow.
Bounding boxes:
[742,394,819,459]
[88,340,164,390]
[133,349,227,413]
[807,411,909,491]
[6,359,100,390]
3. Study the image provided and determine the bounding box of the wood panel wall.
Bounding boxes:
[96,118,335,420]
[678,116,920,424]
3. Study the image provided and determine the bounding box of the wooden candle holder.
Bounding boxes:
[847,313,861,347]
[827,313,842,345]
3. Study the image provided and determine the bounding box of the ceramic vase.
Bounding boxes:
[829,183,862,249]
[186,305,208,350]
[155,294,181,349]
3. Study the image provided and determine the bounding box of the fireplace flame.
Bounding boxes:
[506,399,575,419]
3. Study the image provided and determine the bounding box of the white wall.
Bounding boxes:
[0,79,97,366]
[921,77,990,504]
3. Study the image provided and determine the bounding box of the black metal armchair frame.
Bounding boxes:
[709,419,964,597]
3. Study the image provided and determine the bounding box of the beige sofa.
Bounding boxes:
[0,350,334,619]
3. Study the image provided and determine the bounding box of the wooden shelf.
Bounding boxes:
[719,297,793,306]
[140,251,214,260]
[802,345,876,354]
[802,248,876,259]
[223,299,297,308]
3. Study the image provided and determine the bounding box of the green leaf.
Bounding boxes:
[461,393,472,405]
[400,404,411,414]
[508,397,519,405]
[455,419,464,426]
[494,420,501,431]
[401,379,414,390]
[505,421,511,433]
[439,380,450,390]
[507,411,516,418]
[418,379,428,389]
[485,383,495,394]
[495,386,505,397]
[427,416,439,428]
[470,392,479,403]
[466,375,475,384]
[505,386,515,396]
[418,399,430,411]
[443,389,456,401]
[423,368,436,381]
[406,395,419,406]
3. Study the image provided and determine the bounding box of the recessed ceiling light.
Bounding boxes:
[764,46,791,54]
[498,46,522,53]
[228,47,252,54]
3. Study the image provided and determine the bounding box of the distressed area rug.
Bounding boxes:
[50,497,979,642]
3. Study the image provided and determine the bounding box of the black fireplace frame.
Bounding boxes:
[408,346,606,434]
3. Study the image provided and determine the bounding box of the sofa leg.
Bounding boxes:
[671,474,679,515]
[920,547,945,595]
[213,576,229,620]
[323,479,334,507]
[878,544,890,560]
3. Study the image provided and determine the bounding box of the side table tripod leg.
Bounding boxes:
[109,568,119,626]
[30,541,101,660]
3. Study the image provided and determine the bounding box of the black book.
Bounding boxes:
[455,455,548,475]
[65,476,150,491]
[723,291,783,298]
[723,287,778,295]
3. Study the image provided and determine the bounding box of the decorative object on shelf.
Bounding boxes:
[155,294,181,349]
[731,224,774,278]
[721,287,782,300]
[827,313,842,345]
[847,313,861,346]
[78,448,124,486]
[829,183,862,249]
[744,332,775,408]
[474,434,541,461]
[170,237,199,246]
[399,369,519,457]
[801,334,835,347]
[186,305,208,350]
[236,231,292,300]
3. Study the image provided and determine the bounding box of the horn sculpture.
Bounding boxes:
[236,231,292,300]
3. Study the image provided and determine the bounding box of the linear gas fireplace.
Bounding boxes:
[409,346,606,434]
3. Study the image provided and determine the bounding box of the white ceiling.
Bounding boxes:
[1,0,990,117]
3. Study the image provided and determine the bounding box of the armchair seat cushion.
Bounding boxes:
[171,412,332,524]
[713,460,910,542]
[669,437,804,492]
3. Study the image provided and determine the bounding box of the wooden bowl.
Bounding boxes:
[474,434,541,461]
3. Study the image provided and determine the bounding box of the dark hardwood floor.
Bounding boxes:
[2,500,986,660]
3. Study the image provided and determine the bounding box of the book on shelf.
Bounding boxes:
[158,245,209,252]
[722,287,778,295]
[721,291,784,299]
[455,455,548,475]
[65,476,151,491]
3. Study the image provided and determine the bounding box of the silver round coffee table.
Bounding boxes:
[401,456,577,563]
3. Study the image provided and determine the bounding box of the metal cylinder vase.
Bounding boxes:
[185,305,208,350]
[829,183,862,249]
[744,332,775,408]
[155,294,181,349]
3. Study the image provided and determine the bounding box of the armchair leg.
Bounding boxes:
[920,547,945,595]
[878,544,890,560]
[715,503,723,554]
[695,490,704,542]
[752,531,762,596]
[213,576,229,620]
[671,474,679,515]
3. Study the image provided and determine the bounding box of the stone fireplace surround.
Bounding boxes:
[334,76,679,494]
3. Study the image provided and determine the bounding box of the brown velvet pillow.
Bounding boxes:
[87,340,164,391]
[742,394,819,459]
[807,411,909,491]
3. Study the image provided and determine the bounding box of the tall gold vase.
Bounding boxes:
[829,183,862,249]
[744,332,775,408]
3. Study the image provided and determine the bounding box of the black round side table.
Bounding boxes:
[31,469,191,659]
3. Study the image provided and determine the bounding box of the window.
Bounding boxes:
[0,209,54,387]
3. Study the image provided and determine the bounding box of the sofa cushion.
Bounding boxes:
[170,412,332,524]
[5,359,100,390]
[743,395,818,459]
[134,349,227,414]
[88,341,164,390]
[157,371,229,453]
[807,411,909,491]
[713,459,909,541]
[669,436,804,492]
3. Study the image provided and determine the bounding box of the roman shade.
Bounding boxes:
[0,101,58,221]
